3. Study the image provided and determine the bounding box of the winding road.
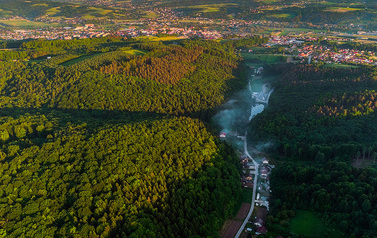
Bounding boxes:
[234,132,259,238]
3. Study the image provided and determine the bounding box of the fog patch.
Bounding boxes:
[255,142,275,152]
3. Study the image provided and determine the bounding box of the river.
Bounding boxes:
[213,72,273,150]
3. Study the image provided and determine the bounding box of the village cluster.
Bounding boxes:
[267,36,377,66]
[0,24,111,41]
[0,19,229,41]
[241,154,274,236]
[297,45,376,65]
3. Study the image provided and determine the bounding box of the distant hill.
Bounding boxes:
[0,0,376,31]
[0,0,137,20]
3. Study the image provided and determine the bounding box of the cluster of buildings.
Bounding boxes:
[116,26,223,39]
[266,36,377,66]
[256,158,272,210]
[240,155,255,189]
[297,44,377,65]
[244,158,273,236]
[0,25,110,40]
[268,36,309,46]
[267,35,353,46]
[0,20,229,40]
[35,16,86,25]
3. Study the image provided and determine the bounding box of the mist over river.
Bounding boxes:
[212,69,273,151]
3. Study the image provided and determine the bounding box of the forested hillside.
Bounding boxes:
[250,63,377,237]
[0,37,268,119]
[0,36,269,237]
[0,111,241,237]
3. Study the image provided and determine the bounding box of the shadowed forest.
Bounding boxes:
[249,63,377,238]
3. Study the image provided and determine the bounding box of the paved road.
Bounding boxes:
[234,132,259,238]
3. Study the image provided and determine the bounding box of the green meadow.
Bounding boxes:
[290,210,342,238]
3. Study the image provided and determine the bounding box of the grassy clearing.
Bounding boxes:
[81,7,114,19]
[123,49,145,55]
[46,7,61,15]
[31,3,48,7]
[60,53,102,66]
[290,210,342,238]
[60,50,144,66]
[187,3,237,13]
[325,7,362,13]
[136,36,186,42]
[142,11,159,18]
[83,14,95,19]
[256,0,279,3]
[0,9,12,17]
[0,19,53,28]
[29,59,45,63]
[242,188,253,203]
[201,7,219,13]
[89,7,113,15]
[325,63,359,68]
[269,13,293,19]
[152,36,186,41]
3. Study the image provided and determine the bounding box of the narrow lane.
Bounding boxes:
[234,132,259,238]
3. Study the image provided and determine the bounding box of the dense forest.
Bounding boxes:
[0,36,270,120]
[0,111,241,237]
[249,63,377,237]
[0,36,269,237]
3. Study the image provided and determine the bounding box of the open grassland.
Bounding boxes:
[269,13,293,19]
[82,14,95,19]
[187,3,238,13]
[60,49,145,66]
[89,7,113,15]
[142,10,159,18]
[325,63,359,68]
[0,8,14,17]
[290,210,342,238]
[60,53,101,66]
[325,7,362,13]
[256,0,280,3]
[31,3,48,7]
[152,36,187,41]
[46,7,60,15]
[123,49,145,55]
[0,19,55,28]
